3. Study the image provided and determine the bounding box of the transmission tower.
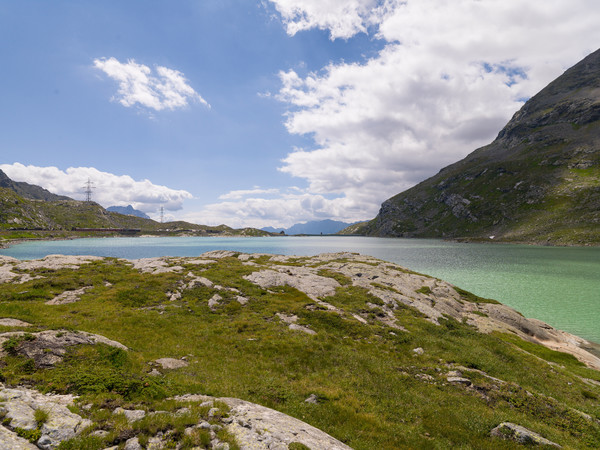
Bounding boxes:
[160,206,164,223]
[83,178,95,202]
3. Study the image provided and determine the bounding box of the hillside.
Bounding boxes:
[0,169,71,202]
[361,48,600,245]
[0,183,271,239]
[0,251,598,448]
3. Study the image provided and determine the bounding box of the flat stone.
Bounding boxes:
[0,318,31,327]
[447,376,472,386]
[154,358,189,370]
[490,422,561,447]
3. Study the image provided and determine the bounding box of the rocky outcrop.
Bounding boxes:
[0,384,91,449]
[174,394,351,450]
[0,330,128,368]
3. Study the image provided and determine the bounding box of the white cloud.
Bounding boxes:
[184,192,366,229]
[0,163,192,214]
[269,0,382,39]
[263,0,600,223]
[218,188,280,200]
[93,57,209,111]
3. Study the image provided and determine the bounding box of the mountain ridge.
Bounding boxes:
[358,48,600,245]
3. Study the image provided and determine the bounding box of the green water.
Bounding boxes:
[1,236,599,343]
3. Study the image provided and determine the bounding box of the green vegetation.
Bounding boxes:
[0,255,599,448]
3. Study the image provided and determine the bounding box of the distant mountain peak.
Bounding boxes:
[107,205,150,219]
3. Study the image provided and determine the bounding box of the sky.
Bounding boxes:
[1,1,599,228]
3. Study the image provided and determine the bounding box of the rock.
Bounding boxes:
[447,376,472,387]
[490,422,561,447]
[148,368,162,376]
[222,397,352,450]
[289,323,317,335]
[0,330,128,368]
[16,255,103,271]
[0,385,91,449]
[208,294,222,310]
[114,407,146,422]
[0,425,38,449]
[201,250,237,259]
[124,436,142,450]
[129,258,183,274]
[244,267,340,302]
[187,275,214,289]
[236,295,249,305]
[154,358,189,370]
[304,394,318,404]
[412,347,424,355]
[45,287,90,305]
[0,318,31,327]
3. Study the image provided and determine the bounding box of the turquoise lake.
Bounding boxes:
[1,236,599,343]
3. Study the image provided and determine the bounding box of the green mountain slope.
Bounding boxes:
[362,48,600,245]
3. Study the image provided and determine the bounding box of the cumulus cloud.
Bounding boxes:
[185,191,367,229]
[93,57,209,111]
[263,0,600,223]
[0,163,192,214]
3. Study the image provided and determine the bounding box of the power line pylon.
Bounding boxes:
[160,206,164,223]
[83,178,95,202]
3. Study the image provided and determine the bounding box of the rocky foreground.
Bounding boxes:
[0,251,598,448]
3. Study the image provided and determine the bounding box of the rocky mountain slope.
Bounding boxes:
[361,48,600,245]
[0,251,598,448]
[0,170,71,202]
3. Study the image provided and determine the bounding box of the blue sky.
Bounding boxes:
[1,1,599,227]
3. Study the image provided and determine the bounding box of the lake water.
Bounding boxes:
[1,236,599,343]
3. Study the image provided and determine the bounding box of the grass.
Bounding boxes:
[0,255,598,448]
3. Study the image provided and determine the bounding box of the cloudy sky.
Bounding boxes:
[1,1,599,228]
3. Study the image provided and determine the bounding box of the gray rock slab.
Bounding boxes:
[490,422,561,447]
[221,397,352,450]
[154,358,189,370]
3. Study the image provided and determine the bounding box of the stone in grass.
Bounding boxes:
[490,422,561,447]
[154,358,189,370]
[304,394,319,404]
[114,407,146,422]
[412,347,424,355]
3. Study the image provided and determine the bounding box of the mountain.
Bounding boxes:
[0,169,72,202]
[361,49,600,245]
[107,205,151,219]
[263,219,356,235]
